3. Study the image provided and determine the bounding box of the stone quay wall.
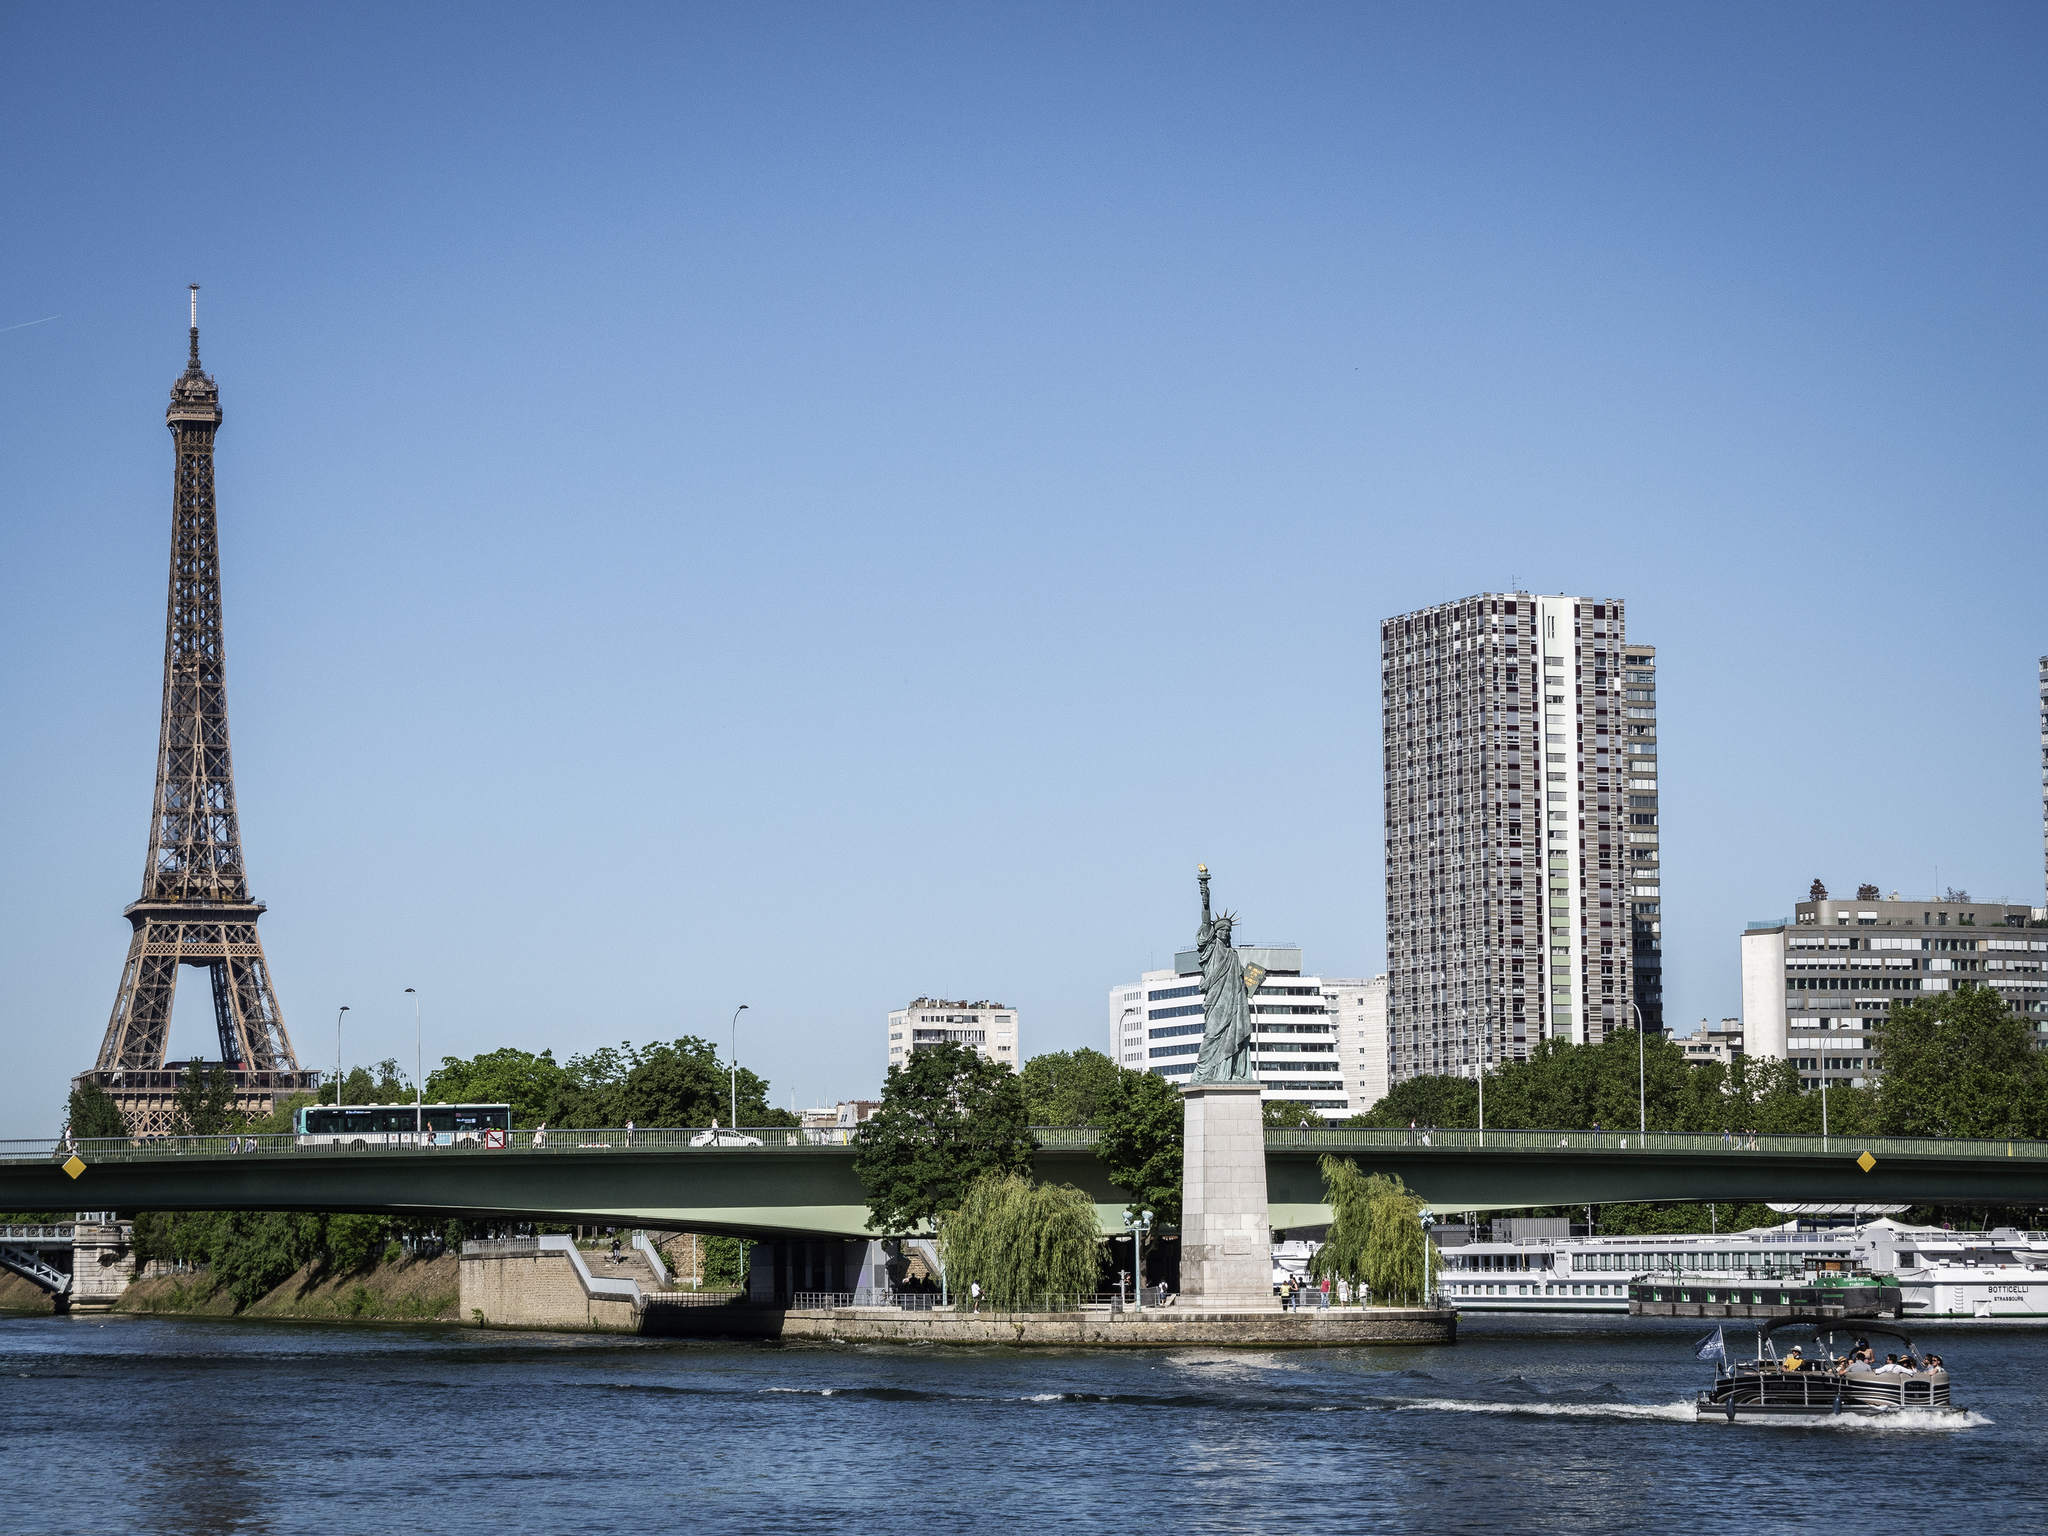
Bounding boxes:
[769,1305,1455,1348]
[460,1240,1457,1346]
[460,1238,641,1332]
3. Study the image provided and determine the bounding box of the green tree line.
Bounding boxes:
[1358,986,2045,1141]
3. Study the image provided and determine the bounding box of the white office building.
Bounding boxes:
[1740,891,2048,1088]
[1107,949,1387,1120]
[886,998,1018,1073]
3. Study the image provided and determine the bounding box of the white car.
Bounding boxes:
[688,1128,763,1147]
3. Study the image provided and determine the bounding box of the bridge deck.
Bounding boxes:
[2,1126,2042,1237]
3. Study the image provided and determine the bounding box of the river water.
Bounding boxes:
[1,1311,2036,1534]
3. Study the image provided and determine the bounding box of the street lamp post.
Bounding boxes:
[1477,1048,1486,1148]
[333,1005,349,1110]
[730,1004,749,1135]
[1118,1005,1139,1067]
[1128,1209,1153,1309]
[1820,1036,1830,1151]
[406,988,421,1140]
[1630,1000,1647,1139]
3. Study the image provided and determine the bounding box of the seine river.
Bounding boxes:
[3,1311,2037,1534]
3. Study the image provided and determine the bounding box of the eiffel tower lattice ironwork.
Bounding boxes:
[81,290,313,1133]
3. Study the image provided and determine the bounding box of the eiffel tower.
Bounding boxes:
[78,289,315,1134]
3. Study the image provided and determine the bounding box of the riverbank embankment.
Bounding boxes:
[462,1236,1454,1344]
[117,1252,459,1323]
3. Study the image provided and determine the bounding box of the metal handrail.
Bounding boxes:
[1258,1125,2048,1160]
[6,1122,2048,1164]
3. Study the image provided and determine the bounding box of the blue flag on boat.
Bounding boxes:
[1694,1327,1727,1363]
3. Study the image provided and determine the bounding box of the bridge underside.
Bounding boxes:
[3,1143,2044,1238]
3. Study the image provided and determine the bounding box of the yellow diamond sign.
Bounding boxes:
[62,1154,86,1180]
[1856,1150,1876,1173]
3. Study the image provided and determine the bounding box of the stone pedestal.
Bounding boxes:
[1179,1082,1278,1310]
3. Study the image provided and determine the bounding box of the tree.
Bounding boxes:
[171,1059,243,1135]
[853,1042,1032,1234]
[940,1173,1103,1309]
[1096,1066,1182,1225]
[614,1037,791,1129]
[1263,1098,1322,1129]
[319,1058,411,1108]
[1874,985,2047,1139]
[425,1037,795,1129]
[1308,1155,1376,1298]
[1351,1072,1478,1130]
[1810,878,1829,901]
[425,1047,570,1126]
[1310,1158,1437,1305]
[66,1080,128,1139]
[1360,1171,1436,1305]
[1020,1049,1122,1127]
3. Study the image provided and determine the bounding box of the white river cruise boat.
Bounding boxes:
[1860,1221,2048,1319]
[1437,1225,1860,1313]
[1437,1218,2048,1319]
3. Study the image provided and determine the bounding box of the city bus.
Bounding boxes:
[294,1102,513,1149]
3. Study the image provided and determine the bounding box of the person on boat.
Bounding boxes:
[1875,1353,1909,1375]
[1925,1353,1944,1373]
[1781,1347,1806,1371]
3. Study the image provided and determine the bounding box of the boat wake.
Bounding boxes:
[1392,1399,1991,1430]
[1699,1407,1992,1432]
[1394,1397,1698,1422]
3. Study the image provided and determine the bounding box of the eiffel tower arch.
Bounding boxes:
[76,290,317,1134]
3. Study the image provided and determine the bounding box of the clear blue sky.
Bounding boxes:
[3,4,2044,1132]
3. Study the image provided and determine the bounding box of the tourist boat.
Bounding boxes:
[1436,1224,1861,1312]
[1631,1258,1901,1319]
[1695,1321,1958,1421]
[1434,1217,2048,1319]
[1860,1222,2048,1319]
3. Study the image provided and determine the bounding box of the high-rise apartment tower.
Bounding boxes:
[1382,593,1659,1086]
[2039,656,2046,905]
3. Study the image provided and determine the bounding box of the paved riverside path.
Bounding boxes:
[4,1126,2046,1237]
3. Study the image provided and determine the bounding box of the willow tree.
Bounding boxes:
[1310,1156,1436,1306]
[940,1172,1102,1310]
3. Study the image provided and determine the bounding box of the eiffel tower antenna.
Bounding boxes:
[78,290,313,1133]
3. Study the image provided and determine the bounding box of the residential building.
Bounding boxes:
[1326,975,1391,1113]
[1382,592,1658,1088]
[2040,655,2046,904]
[1621,644,1664,1033]
[886,998,1018,1072]
[1106,947,1379,1119]
[800,1100,882,1131]
[1677,1018,1745,1067]
[1740,892,2048,1089]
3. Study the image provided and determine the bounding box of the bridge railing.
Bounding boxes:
[7,1123,2048,1164]
[1260,1126,2048,1160]
[0,1125,867,1162]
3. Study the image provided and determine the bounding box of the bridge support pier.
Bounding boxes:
[69,1220,136,1312]
[747,1236,890,1304]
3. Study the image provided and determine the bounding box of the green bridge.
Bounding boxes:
[6,1125,2045,1237]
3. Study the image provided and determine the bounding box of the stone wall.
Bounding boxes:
[770,1305,1456,1348]
[460,1239,641,1332]
[69,1222,138,1310]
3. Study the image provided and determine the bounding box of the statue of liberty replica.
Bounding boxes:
[1178,864,1277,1308]
[1190,864,1257,1083]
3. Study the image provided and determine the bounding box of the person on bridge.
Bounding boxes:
[624,1119,635,1147]
[532,1123,549,1149]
